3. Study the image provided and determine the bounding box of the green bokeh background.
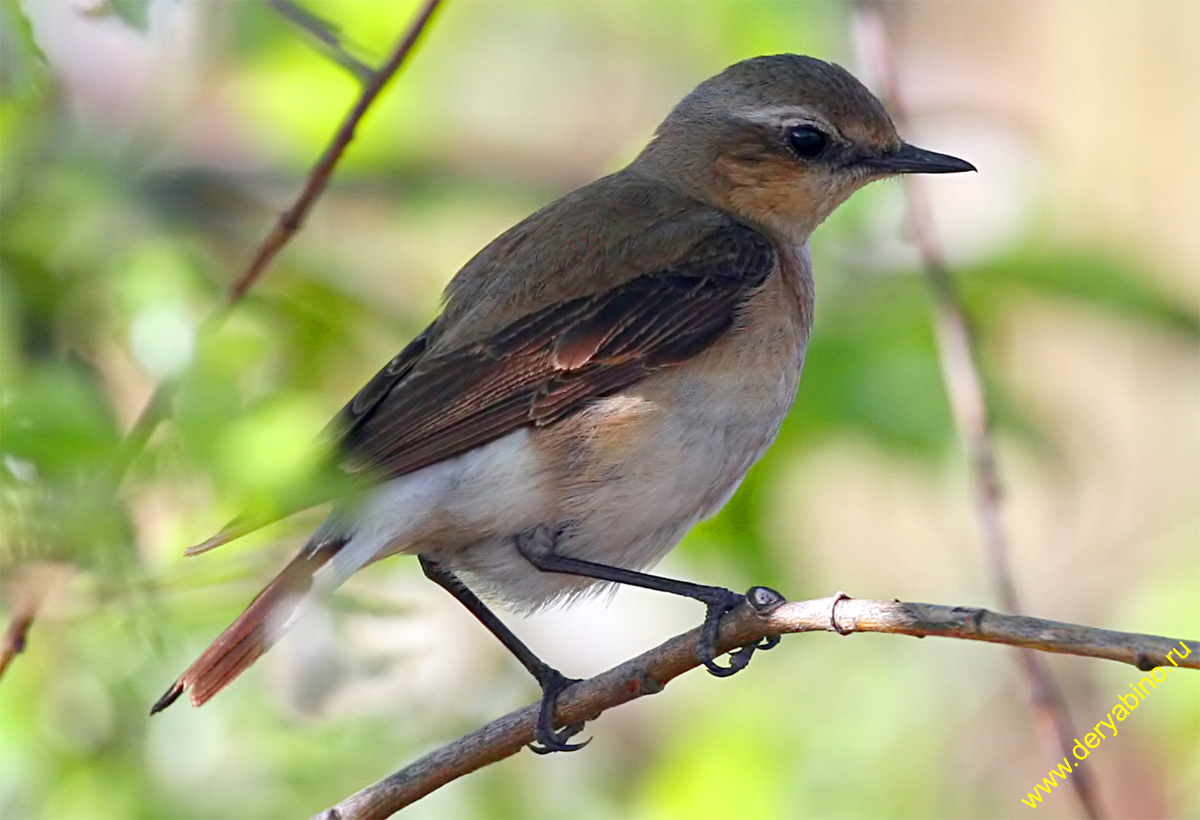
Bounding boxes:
[1,1,1197,818]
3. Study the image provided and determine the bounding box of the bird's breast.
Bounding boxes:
[537,251,813,564]
[414,245,816,607]
[668,252,812,509]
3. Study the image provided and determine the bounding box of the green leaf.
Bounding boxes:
[0,362,121,482]
[964,247,1200,338]
[107,0,152,32]
[0,0,49,100]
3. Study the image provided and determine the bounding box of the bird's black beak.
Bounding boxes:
[861,142,976,175]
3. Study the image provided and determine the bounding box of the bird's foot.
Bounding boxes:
[698,585,786,678]
[529,668,589,754]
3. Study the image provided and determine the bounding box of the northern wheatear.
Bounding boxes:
[152,54,974,751]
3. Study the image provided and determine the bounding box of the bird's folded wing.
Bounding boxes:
[330,222,777,481]
[184,222,775,556]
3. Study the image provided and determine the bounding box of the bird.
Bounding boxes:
[151,53,974,751]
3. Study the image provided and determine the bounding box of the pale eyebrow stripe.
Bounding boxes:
[732,104,822,127]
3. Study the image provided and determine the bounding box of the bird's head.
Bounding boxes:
[634,54,975,243]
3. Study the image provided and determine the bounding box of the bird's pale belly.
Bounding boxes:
[433,318,808,610]
[405,262,813,609]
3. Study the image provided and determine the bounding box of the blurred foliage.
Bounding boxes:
[1,1,1196,819]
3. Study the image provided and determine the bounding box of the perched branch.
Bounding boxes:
[314,594,1199,820]
[851,5,1105,817]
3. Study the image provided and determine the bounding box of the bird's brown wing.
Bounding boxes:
[330,222,777,481]
[183,221,774,557]
[159,223,774,708]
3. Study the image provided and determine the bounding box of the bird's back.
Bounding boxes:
[434,171,736,350]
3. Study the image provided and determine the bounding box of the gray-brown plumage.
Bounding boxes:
[153,55,973,749]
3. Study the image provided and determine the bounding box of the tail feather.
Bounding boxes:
[151,539,346,714]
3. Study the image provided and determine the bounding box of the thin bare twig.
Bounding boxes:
[111,0,443,483]
[314,594,1199,819]
[0,607,37,680]
[268,0,375,84]
[850,4,1104,817]
[0,563,68,682]
[0,1,444,685]
[226,0,443,305]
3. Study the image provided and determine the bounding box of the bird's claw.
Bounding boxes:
[528,670,590,754]
[699,586,785,677]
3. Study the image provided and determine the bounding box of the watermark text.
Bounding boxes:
[1020,641,1191,808]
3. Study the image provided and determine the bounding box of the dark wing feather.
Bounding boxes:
[330,223,776,481]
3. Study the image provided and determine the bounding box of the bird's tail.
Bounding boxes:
[150,536,349,714]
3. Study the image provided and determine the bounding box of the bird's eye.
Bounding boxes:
[787,125,828,159]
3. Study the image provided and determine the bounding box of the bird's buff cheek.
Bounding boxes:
[718,158,845,236]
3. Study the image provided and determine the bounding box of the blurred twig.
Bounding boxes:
[0,563,67,682]
[850,3,1104,817]
[223,0,442,305]
[0,0,444,683]
[267,0,375,83]
[111,0,443,483]
[0,604,37,681]
[314,594,1199,819]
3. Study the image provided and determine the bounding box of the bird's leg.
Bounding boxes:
[515,526,783,678]
[418,555,587,753]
